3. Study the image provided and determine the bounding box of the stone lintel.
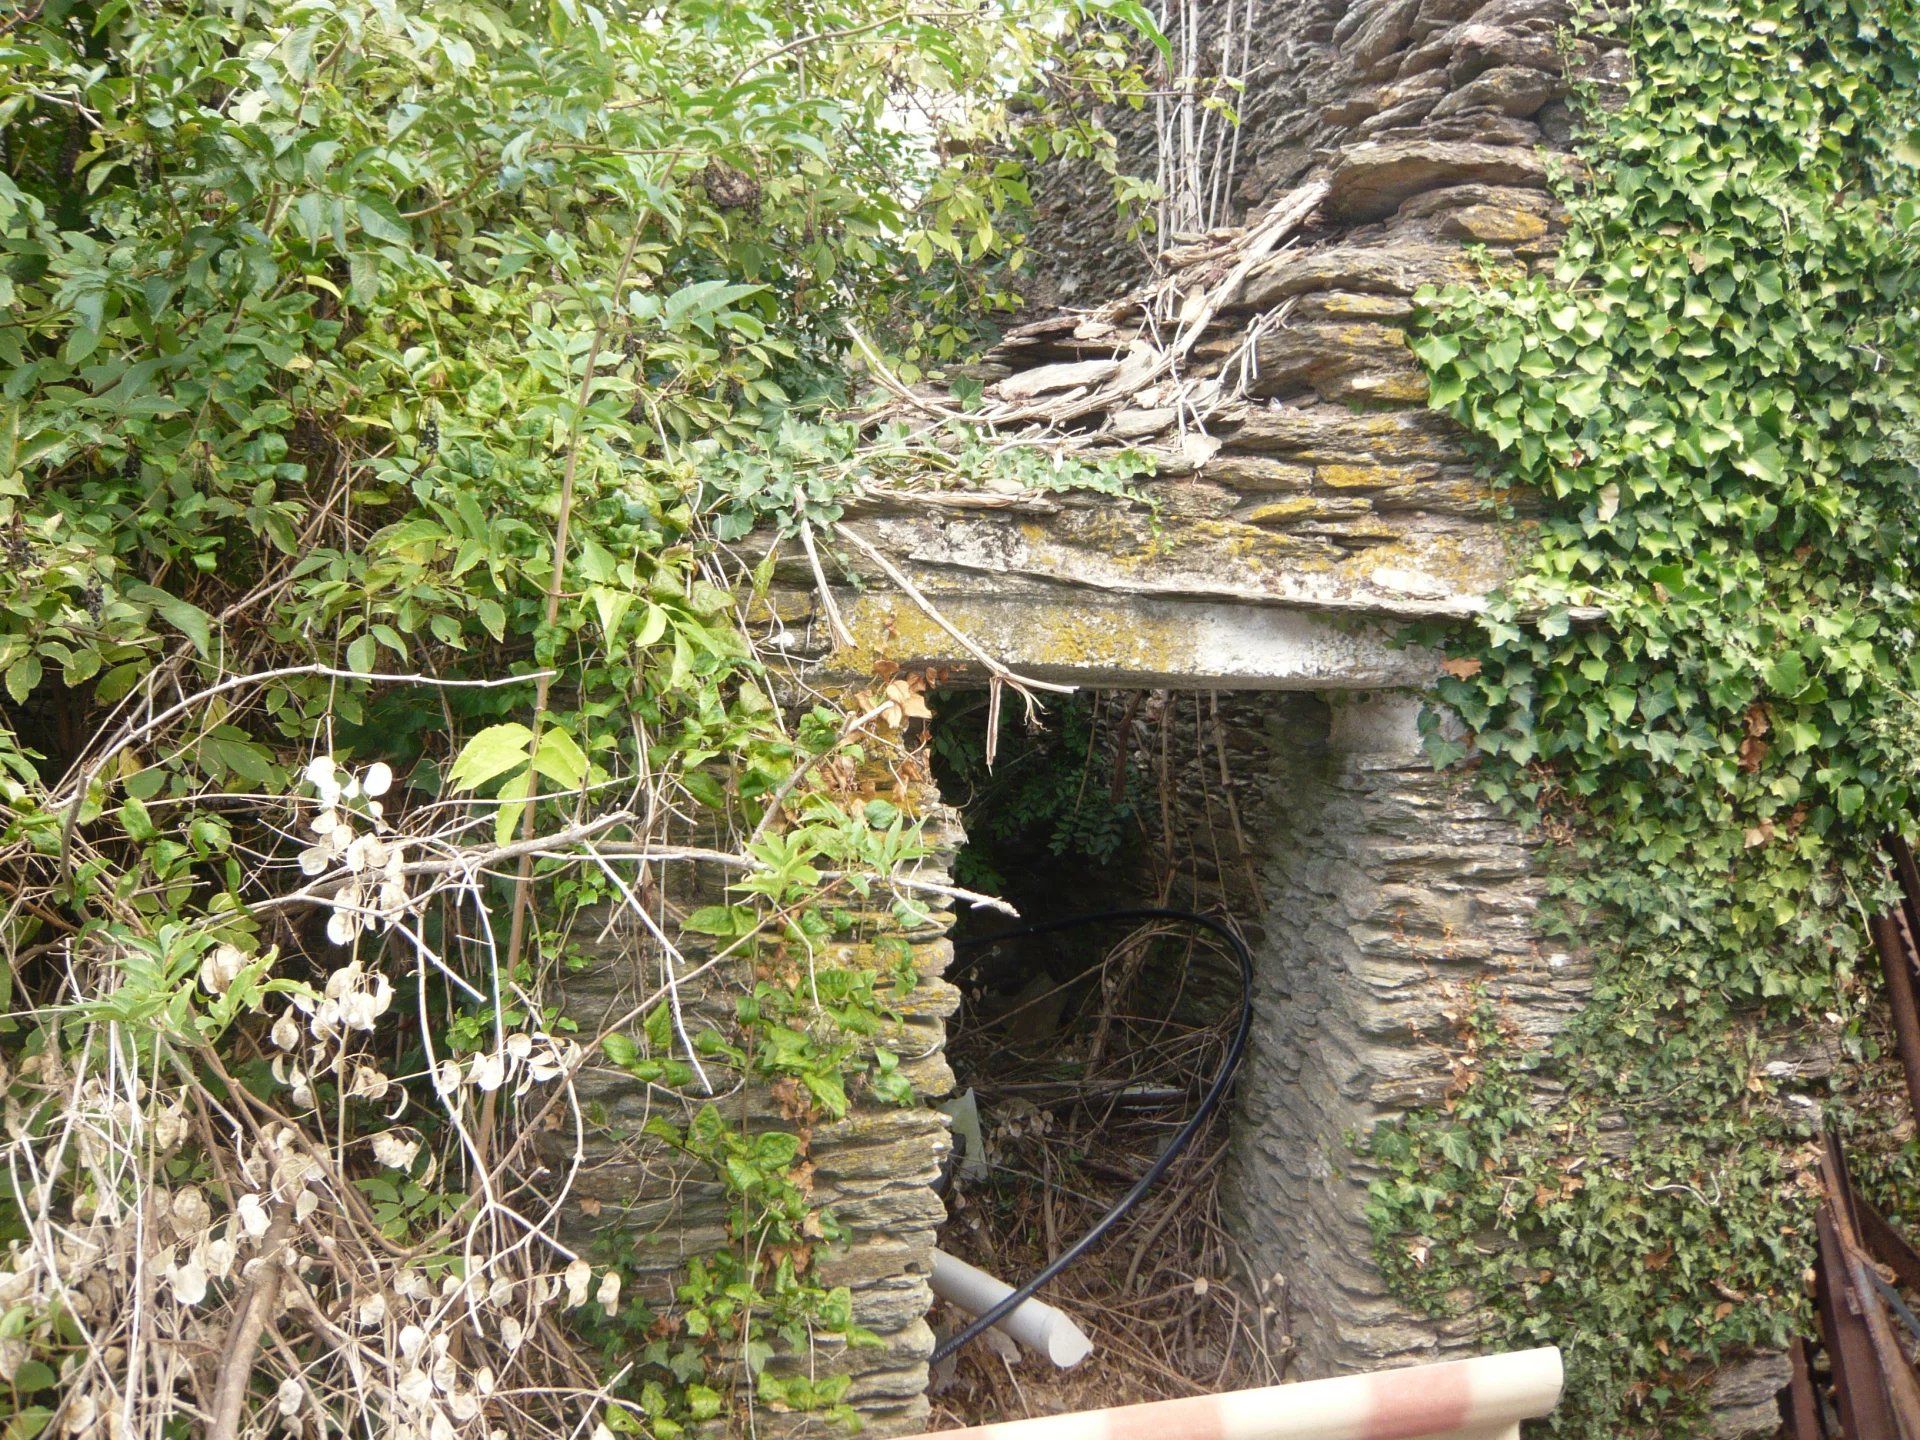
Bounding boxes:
[825,590,1441,690]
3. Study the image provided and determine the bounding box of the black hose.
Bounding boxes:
[928,907,1256,1365]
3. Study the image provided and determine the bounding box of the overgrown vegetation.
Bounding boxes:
[1375,0,1920,1432]
[0,2,1163,1435]
[929,691,1148,898]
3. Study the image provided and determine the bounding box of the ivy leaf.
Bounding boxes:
[1763,652,1809,698]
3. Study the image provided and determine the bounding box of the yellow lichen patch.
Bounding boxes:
[1311,291,1414,319]
[1330,371,1430,405]
[1448,204,1550,244]
[1242,497,1330,524]
[831,592,1211,677]
[1316,463,1437,490]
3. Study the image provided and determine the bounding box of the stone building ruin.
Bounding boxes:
[560,3,1789,1436]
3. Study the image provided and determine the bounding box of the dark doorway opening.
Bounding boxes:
[922,688,1293,1423]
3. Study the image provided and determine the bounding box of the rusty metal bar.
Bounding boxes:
[1861,1194,1920,1298]
[1814,1202,1898,1439]
[1778,1336,1823,1440]
[1777,840,1920,1434]
[1869,908,1920,1120]
[1884,837,1920,1110]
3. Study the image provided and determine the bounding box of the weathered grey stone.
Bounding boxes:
[1231,238,1478,307]
[1326,140,1550,222]
[1429,63,1563,118]
[1706,1351,1793,1438]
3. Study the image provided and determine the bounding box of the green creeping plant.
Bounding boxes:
[1382,0,1920,1432]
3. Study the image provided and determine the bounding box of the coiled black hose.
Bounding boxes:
[929,907,1256,1365]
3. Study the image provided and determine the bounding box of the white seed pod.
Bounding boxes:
[298,844,332,875]
[363,762,393,798]
[305,756,340,802]
[595,1271,620,1312]
[270,1010,301,1051]
[294,1189,320,1223]
[203,1238,236,1281]
[325,909,360,947]
[63,1392,98,1436]
[499,1315,523,1352]
[167,1260,208,1307]
[448,1393,480,1423]
[151,1104,188,1152]
[236,1194,271,1238]
[198,944,248,996]
[398,1324,427,1359]
[357,1291,389,1329]
[469,1053,506,1092]
[169,1186,210,1238]
[397,1368,434,1406]
[370,1131,419,1171]
[379,877,409,921]
[563,1259,592,1308]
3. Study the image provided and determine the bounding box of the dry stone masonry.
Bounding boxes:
[797,0,1582,695]
[553,787,966,1437]
[579,0,1769,1434]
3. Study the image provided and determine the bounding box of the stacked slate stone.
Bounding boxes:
[554,790,965,1436]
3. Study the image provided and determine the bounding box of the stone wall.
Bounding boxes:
[1218,692,1578,1376]
[757,0,1588,694]
[1019,0,1578,313]
[552,787,965,1437]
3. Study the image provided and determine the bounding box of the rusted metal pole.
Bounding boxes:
[1814,1204,1896,1440]
[896,1348,1564,1440]
[1778,1337,1822,1440]
[1868,909,1920,1120]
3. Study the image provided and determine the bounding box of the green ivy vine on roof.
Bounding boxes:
[1372,0,1920,1434]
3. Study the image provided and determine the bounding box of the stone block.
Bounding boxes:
[1326,140,1550,222]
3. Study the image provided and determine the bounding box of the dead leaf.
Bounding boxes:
[1441,657,1483,679]
[1738,703,1771,773]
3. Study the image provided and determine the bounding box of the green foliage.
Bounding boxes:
[930,691,1146,893]
[1375,1,1920,1433]
[0,0,1161,1432]
[698,413,1154,544]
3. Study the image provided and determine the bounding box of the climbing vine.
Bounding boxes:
[1373,0,1920,1433]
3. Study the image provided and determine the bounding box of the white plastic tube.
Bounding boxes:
[899,1346,1564,1440]
[930,1249,1095,1369]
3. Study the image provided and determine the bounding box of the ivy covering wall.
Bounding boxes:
[1374,0,1920,1433]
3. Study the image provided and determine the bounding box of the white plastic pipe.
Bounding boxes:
[899,1346,1564,1440]
[930,1249,1096,1369]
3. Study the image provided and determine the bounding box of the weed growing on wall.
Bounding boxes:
[0,1,1165,1434]
[1377,0,1920,1433]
